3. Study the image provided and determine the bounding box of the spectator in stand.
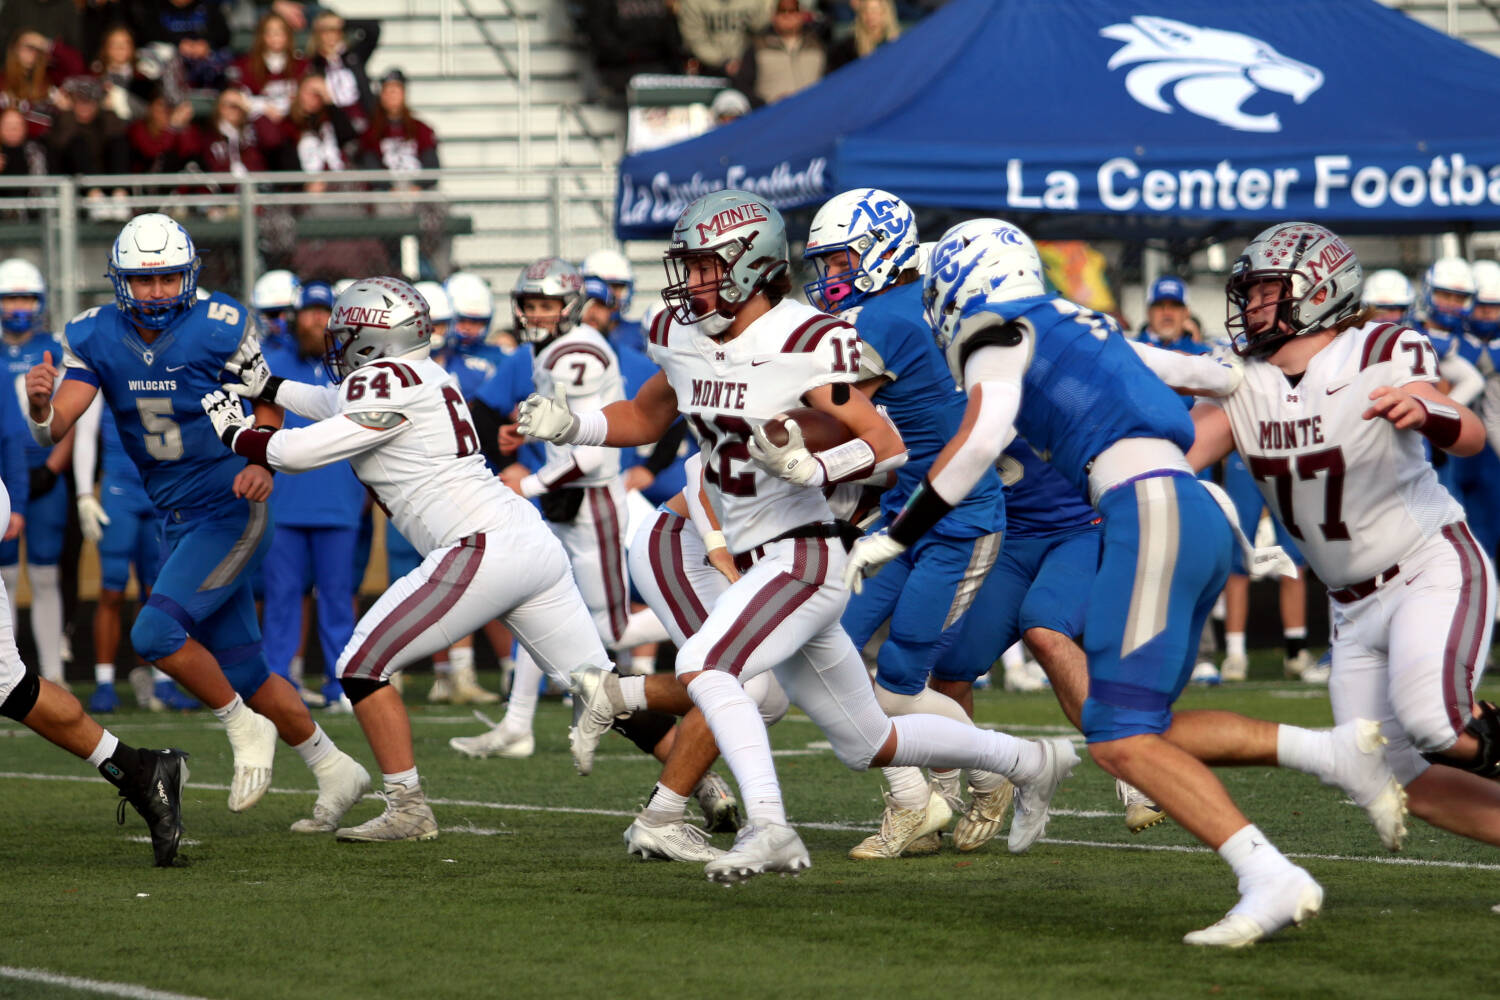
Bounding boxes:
[94,24,148,123]
[307,10,378,135]
[827,0,900,71]
[284,73,356,191]
[1,30,60,137]
[124,83,199,174]
[227,12,305,123]
[200,87,280,178]
[580,0,684,103]
[357,69,438,188]
[132,0,232,92]
[0,1,86,66]
[0,107,49,196]
[676,0,770,77]
[732,0,826,106]
[710,87,750,124]
[46,76,130,219]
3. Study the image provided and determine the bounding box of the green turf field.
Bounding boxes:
[2,658,1496,1000]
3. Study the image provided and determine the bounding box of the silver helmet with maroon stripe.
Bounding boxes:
[1225,222,1363,358]
[662,190,788,336]
[511,257,585,344]
[323,276,433,383]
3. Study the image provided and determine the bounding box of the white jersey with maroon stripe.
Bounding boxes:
[336,357,523,553]
[646,299,860,553]
[1210,320,1464,588]
[531,324,624,487]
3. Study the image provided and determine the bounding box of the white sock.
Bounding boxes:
[383,766,419,790]
[619,675,648,713]
[1226,632,1246,658]
[641,782,690,823]
[687,670,786,827]
[152,667,170,683]
[449,645,475,673]
[630,654,655,675]
[294,723,337,769]
[500,650,542,733]
[889,714,1045,783]
[1283,627,1307,641]
[1275,724,1334,782]
[86,731,119,768]
[95,663,115,685]
[1218,823,1291,884]
[212,693,247,722]
[288,655,304,687]
[968,767,1010,794]
[1001,642,1025,670]
[27,563,62,682]
[615,608,670,648]
[883,765,930,810]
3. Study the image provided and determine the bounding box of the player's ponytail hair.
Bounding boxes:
[1331,306,1376,334]
[764,268,792,306]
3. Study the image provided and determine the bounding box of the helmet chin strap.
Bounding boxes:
[693,309,734,337]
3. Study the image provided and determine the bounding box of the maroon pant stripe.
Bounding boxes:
[1441,522,1488,731]
[648,515,709,637]
[344,535,485,679]
[705,572,818,677]
[589,487,630,642]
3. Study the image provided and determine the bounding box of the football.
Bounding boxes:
[760,407,855,452]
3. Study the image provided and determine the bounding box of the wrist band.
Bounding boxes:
[703,529,727,552]
[1416,396,1462,450]
[572,409,608,446]
[25,404,54,447]
[887,476,955,548]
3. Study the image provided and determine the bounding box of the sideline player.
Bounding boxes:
[845,219,1408,946]
[803,189,1011,858]
[520,191,1079,882]
[203,276,615,840]
[1191,222,1500,861]
[26,213,369,829]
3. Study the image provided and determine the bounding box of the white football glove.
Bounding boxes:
[747,419,822,486]
[516,390,579,443]
[76,493,110,543]
[201,389,249,448]
[842,529,907,594]
[222,338,278,401]
[1249,544,1299,581]
[1209,342,1244,396]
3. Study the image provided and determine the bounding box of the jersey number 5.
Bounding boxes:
[1247,446,1350,543]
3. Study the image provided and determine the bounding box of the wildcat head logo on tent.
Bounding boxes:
[1100,15,1323,133]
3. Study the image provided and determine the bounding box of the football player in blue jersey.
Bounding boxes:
[24,214,369,830]
[804,189,1013,858]
[250,269,300,354]
[582,248,645,356]
[0,258,73,687]
[845,219,1409,946]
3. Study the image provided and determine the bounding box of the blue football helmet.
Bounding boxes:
[1419,257,1474,335]
[804,188,919,312]
[1467,260,1500,340]
[107,214,201,330]
[0,258,46,335]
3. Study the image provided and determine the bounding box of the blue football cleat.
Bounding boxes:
[88,682,120,713]
[154,681,201,711]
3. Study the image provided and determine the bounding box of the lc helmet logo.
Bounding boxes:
[1100,15,1323,133]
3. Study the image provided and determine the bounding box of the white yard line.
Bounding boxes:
[0,966,220,1000]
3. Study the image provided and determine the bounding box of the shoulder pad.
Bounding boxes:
[956,315,1032,374]
[781,314,851,354]
[647,309,672,348]
[1358,322,1407,371]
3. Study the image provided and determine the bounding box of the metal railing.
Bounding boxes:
[0,166,620,321]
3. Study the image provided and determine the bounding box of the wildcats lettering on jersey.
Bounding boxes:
[126,379,178,391]
[690,378,748,410]
[1257,416,1325,450]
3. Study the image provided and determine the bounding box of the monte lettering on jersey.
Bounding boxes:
[1257,416,1325,451]
[126,379,177,392]
[689,377,748,410]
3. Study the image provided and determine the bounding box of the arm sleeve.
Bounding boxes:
[256,414,408,473]
[71,395,102,495]
[1128,340,1240,396]
[642,417,688,476]
[928,341,1029,505]
[1439,353,1483,407]
[470,398,507,473]
[274,379,343,421]
[682,453,719,540]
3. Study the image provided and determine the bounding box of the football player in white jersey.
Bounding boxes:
[1190,223,1500,855]
[519,190,1080,882]
[203,276,614,841]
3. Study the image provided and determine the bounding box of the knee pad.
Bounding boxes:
[612,709,676,754]
[131,599,190,663]
[1422,700,1500,778]
[873,684,972,725]
[341,676,389,705]
[744,671,789,727]
[0,669,39,722]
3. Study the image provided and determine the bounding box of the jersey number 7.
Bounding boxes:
[1247,446,1350,543]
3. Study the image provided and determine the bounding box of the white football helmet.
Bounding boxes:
[0,258,46,335]
[414,280,453,325]
[323,276,433,382]
[923,219,1045,354]
[1466,259,1500,339]
[510,257,585,344]
[803,188,920,311]
[251,269,300,341]
[581,248,635,313]
[444,271,494,342]
[1226,222,1363,357]
[107,213,201,330]
[662,190,788,336]
[332,278,355,296]
[1419,257,1474,334]
[1360,268,1413,312]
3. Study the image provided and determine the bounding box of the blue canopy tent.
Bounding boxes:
[616,0,1500,241]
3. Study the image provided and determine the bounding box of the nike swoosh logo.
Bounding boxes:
[1325,383,1349,395]
[1405,572,1423,586]
[751,359,772,367]
[166,364,187,372]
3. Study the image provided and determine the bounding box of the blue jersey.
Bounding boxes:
[2,330,65,466]
[966,294,1195,496]
[62,293,256,518]
[0,381,26,518]
[1001,438,1097,540]
[1132,328,1212,355]
[439,338,507,400]
[610,318,646,357]
[846,282,1002,536]
[263,342,364,528]
[474,348,545,472]
[100,406,144,488]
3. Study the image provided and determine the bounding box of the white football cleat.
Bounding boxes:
[952,779,1014,852]
[427,674,455,704]
[225,710,279,812]
[1282,649,1313,680]
[1117,779,1167,834]
[849,787,953,860]
[1299,651,1332,685]
[1183,866,1323,948]
[1190,661,1221,685]
[693,771,742,833]
[705,823,810,884]
[335,783,439,842]
[569,666,623,776]
[449,725,535,760]
[624,817,726,862]
[1008,737,1080,854]
[1220,652,1249,683]
[450,662,500,705]
[1327,718,1408,851]
[291,752,372,833]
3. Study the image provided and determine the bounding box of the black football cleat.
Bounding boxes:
[116,749,190,867]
